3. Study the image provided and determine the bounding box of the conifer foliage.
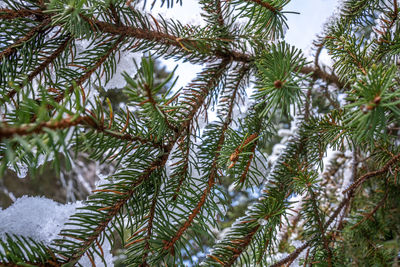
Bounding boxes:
[1,0,400,266]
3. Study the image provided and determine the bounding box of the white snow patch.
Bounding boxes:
[0,196,79,244]
[0,196,114,266]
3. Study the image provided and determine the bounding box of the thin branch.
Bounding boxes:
[216,0,225,27]
[308,189,333,267]
[4,35,72,102]
[244,0,281,13]
[143,83,178,133]
[1,8,344,88]
[300,66,344,89]
[375,0,398,45]
[239,142,256,184]
[313,40,325,70]
[61,60,230,266]
[0,116,87,139]
[0,8,44,20]
[224,225,261,266]
[270,194,350,267]
[55,36,125,103]
[89,18,251,63]
[350,190,388,229]
[141,186,160,266]
[163,63,242,253]
[0,115,162,148]
[0,18,51,61]
[269,242,310,267]
[27,35,72,83]
[343,153,400,194]
[171,130,191,201]
[64,153,170,266]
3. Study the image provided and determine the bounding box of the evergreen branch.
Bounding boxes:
[203,127,307,266]
[55,35,125,103]
[62,156,169,266]
[270,185,351,266]
[224,224,261,267]
[350,189,388,229]
[278,212,301,254]
[0,8,44,20]
[244,0,281,13]
[58,60,230,266]
[297,156,399,266]
[162,121,233,253]
[1,8,344,88]
[162,63,241,252]
[343,152,400,194]
[5,35,72,102]
[200,0,227,29]
[0,115,161,148]
[140,185,160,265]
[0,116,88,139]
[271,186,353,267]
[171,130,191,201]
[300,66,344,88]
[0,18,51,61]
[89,18,251,63]
[143,83,178,133]
[308,188,333,267]
[0,234,57,266]
[26,35,71,83]
[238,134,258,184]
[216,0,225,27]
[269,242,310,267]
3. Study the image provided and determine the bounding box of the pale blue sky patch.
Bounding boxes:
[154,0,339,89]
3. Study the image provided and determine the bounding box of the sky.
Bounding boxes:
[149,0,340,88]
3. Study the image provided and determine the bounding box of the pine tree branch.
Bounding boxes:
[278,212,301,255]
[216,0,225,27]
[171,131,191,201]
[269,242,310,267]
[283,155,398,266]
[0,8,44,20]
[343,152,400,194]
[0,115,162,148]
[300,66,344,88]
[140,186,160,266]
[297,154,400,266]
[270,187,351,267]
[88,18,251,63]
[204,129,306,266]
[308,188,333,267]
[63,154,170,266]
[27,35,71,83]
[239,139,257,184]
[375,0,398,45]
[0,116,88,139]
[350,189,388,229]
[224,224,261,266]
[163,63,242,253]
[0,8,344,88]
[60,60,230,266]
[244,0,281,13]
[4,35,72,102]
[143,83,178,133]
[0,18,51,61]
[283,157,396,267]
[55,35,125,103]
